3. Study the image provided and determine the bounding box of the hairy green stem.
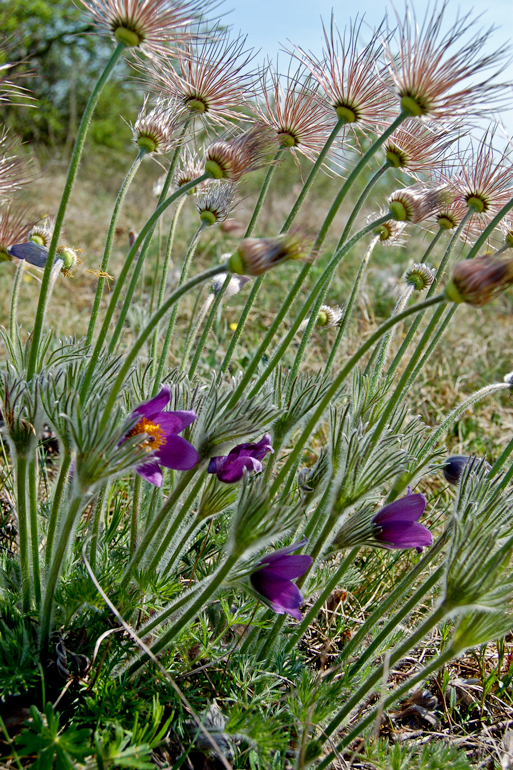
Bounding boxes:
[130,475,142,555]
[188,274,231,378]
[45,452,71,567]
[28,458,41,605]
[89,482,108,572]
[268,295,448,497]
[15,454,30,612]
[151,195,187,380]
[27,43,125,381]
[180,295,213,373]
[9,259,25,341]
[86,149,146,345]
[367,285,415,381]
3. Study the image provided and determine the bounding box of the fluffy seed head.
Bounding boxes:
[196,180,236,225]
[0,48,34,107]
[229,232,311,277]
[0,129,33,198]
[388,185,452,224]
[29,216,55,248]
[316,304,343,327]
[499,217,513,248]
[173,147,205,191]
[137,27,256,126]
[205,123,279,182]
[56,246,80,277]
[383,3,510,120]
[384,120,457,175]
[252,61,336,163]
[445,255,513,306]
[404,263,435,290]
[290,14,396,137]
[132,97,178,154]
[77,0,208,56]
[371,211,407,245]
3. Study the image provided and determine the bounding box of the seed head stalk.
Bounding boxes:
[180,293,214,373]
[79,173,209,401]
[28,459,41,606]
[45,452,72,567]
[86,147,147,345]
[9,259,25,341]
[15,453,31,612]
[150,195,187,380]
[108,127,192,353]
[188,274,231,377]
[268,294,447,497]
[27,42,126,381]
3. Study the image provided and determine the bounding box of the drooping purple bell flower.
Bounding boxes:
[207,434,273,483]
[442,455,470,485]
[127,385,199,487]
[250,537,313,620]
[373,490,432,552]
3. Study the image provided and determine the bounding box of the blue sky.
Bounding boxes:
[223,0,513,132]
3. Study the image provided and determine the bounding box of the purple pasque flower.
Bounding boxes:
[250,537,313,620]
[127,385,199,487]
[207,433,273,483]
[373,489,433,552]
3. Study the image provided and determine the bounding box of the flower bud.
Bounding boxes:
[228,233,311,277]
[445,255,513,306]
[205,123,279,182]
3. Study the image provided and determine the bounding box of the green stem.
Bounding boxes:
[40,495,84,648]
[15,453,30,612]
[130,475,142,555]
[337,163,391,248]
[107,138,191,353]
[217,275,264,379]
[284,548,359,653]
[45,452,71,567]
[188,274,230,378]
[10,259,25,341]
[86,149,146,345]
[268,295,447,497]
[490,436,513,479]
[89,482,107,572]
[465,194,513,261]
[27,42,125,381]
[403,304,457,393]
[386,212,471,380]
[246,150,284,237]
[367,285,414,381]
[119,467,199,587]
[180,295,213,373]
[325,235,380,373]
[318,646,455,768]
[153,222,207,383]
[243,217,390,404]
[322,603,448,741]
[127,552,239,674]
[79,173,209,401]
[146,472,205,576]
[151,195,187,379]
[28,458,41,605]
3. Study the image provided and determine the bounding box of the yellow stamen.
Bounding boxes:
[127,418,166,452]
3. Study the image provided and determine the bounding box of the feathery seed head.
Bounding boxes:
[56,246,80,277]
[316,304,343,327]
[173,147,205,191]
[445,255,513,306]
[29,216,55,248]
[290,14,396,138]
[205,123,279,182]
[499,218,513,248]
[0,48,33,107]
[138,27,256,126]
[383,3,510,121]
[384,120,457,175]
[404,263,435,291]
[229,232,311,277]
[196,180,236,225]
[252,61,336,163]
[77,0,208,56]
[0,129,33,198]
[388,185,451,223]
[132,97,178,154]
[372,212,407,244]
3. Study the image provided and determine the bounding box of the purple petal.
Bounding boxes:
[218,456,262,483]
[250,573,305,620]
[378,521,433,550]
[136,461,163,487]
[226,434,274,462]
[134,386,171,420]
[374,493,427,525]
[157,435,199,471]
[156,410,197,436]
[259,555,313,580]
[208,456,227,474]
[263,536,309,564]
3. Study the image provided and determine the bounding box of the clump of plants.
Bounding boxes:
[2,1,513,767]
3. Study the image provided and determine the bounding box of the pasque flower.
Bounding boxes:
[250,537,312,620]
[208,434,273,483]
[373,490,432,551]
[127,385,199,486]
[445,255,513,307]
